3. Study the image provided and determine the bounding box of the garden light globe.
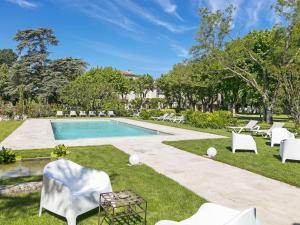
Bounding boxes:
[129,154,140,165]
[207,147,217,157]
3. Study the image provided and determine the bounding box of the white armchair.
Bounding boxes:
[39,159,112,225]
[155,203,260,225]
[280,139,300,163]
[271,128,295,147]
[232,132,257,154]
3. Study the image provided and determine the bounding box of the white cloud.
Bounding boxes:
[6,0,37,8]
[60,0,139,32]
[246,1,263,28]
[155,0,184,21]
[113,0,193,33]
[170,43,189,58]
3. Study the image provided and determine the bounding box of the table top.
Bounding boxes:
[100,190,146,208]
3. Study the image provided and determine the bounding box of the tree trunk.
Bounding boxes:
[264,106,273,123]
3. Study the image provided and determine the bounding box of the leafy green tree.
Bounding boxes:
[224,30,281,123]
[0,64,9,100]
[0,49,17,66]
[271,0,300,126]
[133,74,154,109]
[41,57,87,103]
[6,28,59,101]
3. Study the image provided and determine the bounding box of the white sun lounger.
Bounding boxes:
[271,128,295,147]
[39,159,112,225]
[69,111,77,117]
[155,203,260,225]
[98,111,106,117]
[228,120,259,133]
[107,111,116,117]
[79,111,86,117]
[172,115,185,123]
[232,132,258,154]
[88,111,96,117]
[56,111,64,117]
[280,139,300,163]
[255,122,285,137]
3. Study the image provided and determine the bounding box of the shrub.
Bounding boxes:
[185,110,237,129]
[51,144,71,159]
[0,147,17,164]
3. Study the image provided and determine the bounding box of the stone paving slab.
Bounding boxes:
[1,118,300,225]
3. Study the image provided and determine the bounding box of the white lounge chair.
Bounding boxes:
[69,111,77,117]
[79,111,86,117]
[232,132,257,154]
[107,111,116,117]
[98,111,106,117]
[88,111,96,117]
[56,111,64,117]
[153,113,168,121]
[172,115,185,123]
[255,122,285,137]
[164,113,175,121]
[228,120,259,133]
[39,159,112,225]
[280,139,300,163]
[271,128,295,147]
[155,203,260,225]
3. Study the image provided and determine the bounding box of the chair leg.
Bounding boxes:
[67,216,77,225]
[39,205,42,216]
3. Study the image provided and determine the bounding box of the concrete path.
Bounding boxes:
[1,118,300,224]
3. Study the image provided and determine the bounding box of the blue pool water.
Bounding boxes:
[51,120,161,140]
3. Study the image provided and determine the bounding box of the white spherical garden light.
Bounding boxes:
[207,147,217,158]
[129,154,140,165]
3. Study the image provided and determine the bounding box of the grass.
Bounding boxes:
[0,121,23,141]
[133,117,300,188]
[0,146,206,225]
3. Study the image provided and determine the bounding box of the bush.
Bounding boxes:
[0,147,17,164]
[51,144,71,159]
[139,109,176,120]
[184,110,237,129]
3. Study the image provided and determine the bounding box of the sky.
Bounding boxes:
[0,0,279,77]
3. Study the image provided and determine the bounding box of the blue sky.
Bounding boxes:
[0,0,278,77]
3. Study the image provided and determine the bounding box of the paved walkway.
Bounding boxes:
[1,118,300,224]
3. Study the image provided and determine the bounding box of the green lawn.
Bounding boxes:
[134,118,300,188]
[0,121,23,141]
[0,146,206,225]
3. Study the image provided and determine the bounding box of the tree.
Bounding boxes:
[41,57,87,103]
[223,30,280,122]
[5,28,59,101]
[271,0,300,126]
[133,74,154,109]
[0,64,9,99]
[0,49,17,66]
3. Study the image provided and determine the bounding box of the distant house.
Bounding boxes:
[120,70,164,103]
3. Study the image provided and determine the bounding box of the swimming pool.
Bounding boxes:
[51,120,163,140]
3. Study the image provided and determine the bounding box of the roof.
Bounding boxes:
[121,70,139,78]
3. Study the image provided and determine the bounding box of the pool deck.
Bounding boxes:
[1,118,300,225]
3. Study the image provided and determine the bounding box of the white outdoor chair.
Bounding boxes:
[155,113,169,121]
[172,115,185,123]
[69,111,77,117]
[155,203,260,225]
[255,122,285,137]
[107,111,116,117]
[280,139,300,163]
[88,111,96,117]
[56,111,64,117]
[232,132,257,154]
[79,111,86,117]
[271,128,295,147]
[39,159,112,225]
[228,120,259,133]
[164,113,175,121]
[98,111,106,117]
